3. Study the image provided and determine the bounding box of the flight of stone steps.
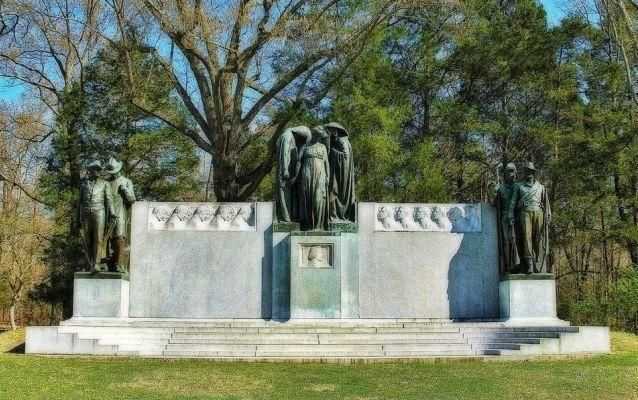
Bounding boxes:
[55,319,582,359]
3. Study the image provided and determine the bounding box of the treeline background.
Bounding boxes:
[0,0,637,332]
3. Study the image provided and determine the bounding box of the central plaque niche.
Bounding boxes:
[300,244,333,269]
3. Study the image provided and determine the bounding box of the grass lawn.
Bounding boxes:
[0,330,636,400]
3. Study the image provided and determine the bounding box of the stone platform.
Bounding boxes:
[26,319,609,360]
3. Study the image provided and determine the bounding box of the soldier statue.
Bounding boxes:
[105,158,136,273]
[494,162,521,274]
[79,160,116,272]
[276,126,311,223]
[510,162,551,274]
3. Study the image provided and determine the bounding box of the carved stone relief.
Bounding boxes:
[300,244,333,268]
[374,203,482,232]
[148,203,256,231]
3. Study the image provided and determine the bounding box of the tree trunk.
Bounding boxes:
[9,303,17,331]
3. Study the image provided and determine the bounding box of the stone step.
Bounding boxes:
[170,331,463,341]
[471,343,523,351]
[172,327,461,334]
[463,332,561,339]
[170,334,320,345]
[461,326,578,333]
[164,343,471,353]
[317,334,465,345]
[163,350,258,358]
[467,338,542,345]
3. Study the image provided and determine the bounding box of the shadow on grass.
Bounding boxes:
[7,342,25,354]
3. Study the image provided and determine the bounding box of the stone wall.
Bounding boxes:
[129,201,498,320]
[357,203,499,319]
[129,202,273,318]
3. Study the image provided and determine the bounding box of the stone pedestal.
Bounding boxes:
[73,272,129,318]
[274,230,359,319]
[499,274,566,325]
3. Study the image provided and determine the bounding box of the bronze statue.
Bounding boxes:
[79,160,116,272]
[510,162,551,274]
[325,122,356,223]
[298,126,330,230]
[494,162,521,274]
[105,158,136,273]
[276,126,311,222]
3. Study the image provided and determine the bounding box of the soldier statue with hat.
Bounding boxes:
[510,162,551,274]
[494,162,521,274]
[79,160,116,272]
[105,157,136,273]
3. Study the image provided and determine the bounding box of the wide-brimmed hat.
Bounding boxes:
[505,162,517,171]
[311,126,329,139]
[87,160,103,171]
[523,161,536,171]
[324,122,348,137]
[290,126,311,142]
[105,157,123,174]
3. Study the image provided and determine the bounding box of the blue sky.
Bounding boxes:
[0,1,568,103]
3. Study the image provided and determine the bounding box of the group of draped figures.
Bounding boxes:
[79,158,136,273]
[494,162,551,275]
[276,122,356,231]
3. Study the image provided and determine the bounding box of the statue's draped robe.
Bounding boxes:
[329,136,356,222]
[276,131,299,222]
[299,142,329,230]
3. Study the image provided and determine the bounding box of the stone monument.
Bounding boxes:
[26,132,609,359]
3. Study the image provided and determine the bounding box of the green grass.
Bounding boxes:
[0,331,637,400]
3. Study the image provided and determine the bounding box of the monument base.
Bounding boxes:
[499,274,566,325]
[73,272,129,318]
[290,231,359,319]
[26,318,609,358]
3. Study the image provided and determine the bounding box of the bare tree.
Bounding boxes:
[125,0,412,200]
[0,0,106,205]
[0,104,49,331]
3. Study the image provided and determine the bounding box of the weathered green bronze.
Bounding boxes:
[510,162,551,274]
[275,126,311,223]
[325,122,356,223]
[105,158,136,273]
[298,126,330,231]
[494,162,520,274]
[79,160,116,272]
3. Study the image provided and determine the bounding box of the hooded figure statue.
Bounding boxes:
[275,126,311,222]
[325,122,356,223]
